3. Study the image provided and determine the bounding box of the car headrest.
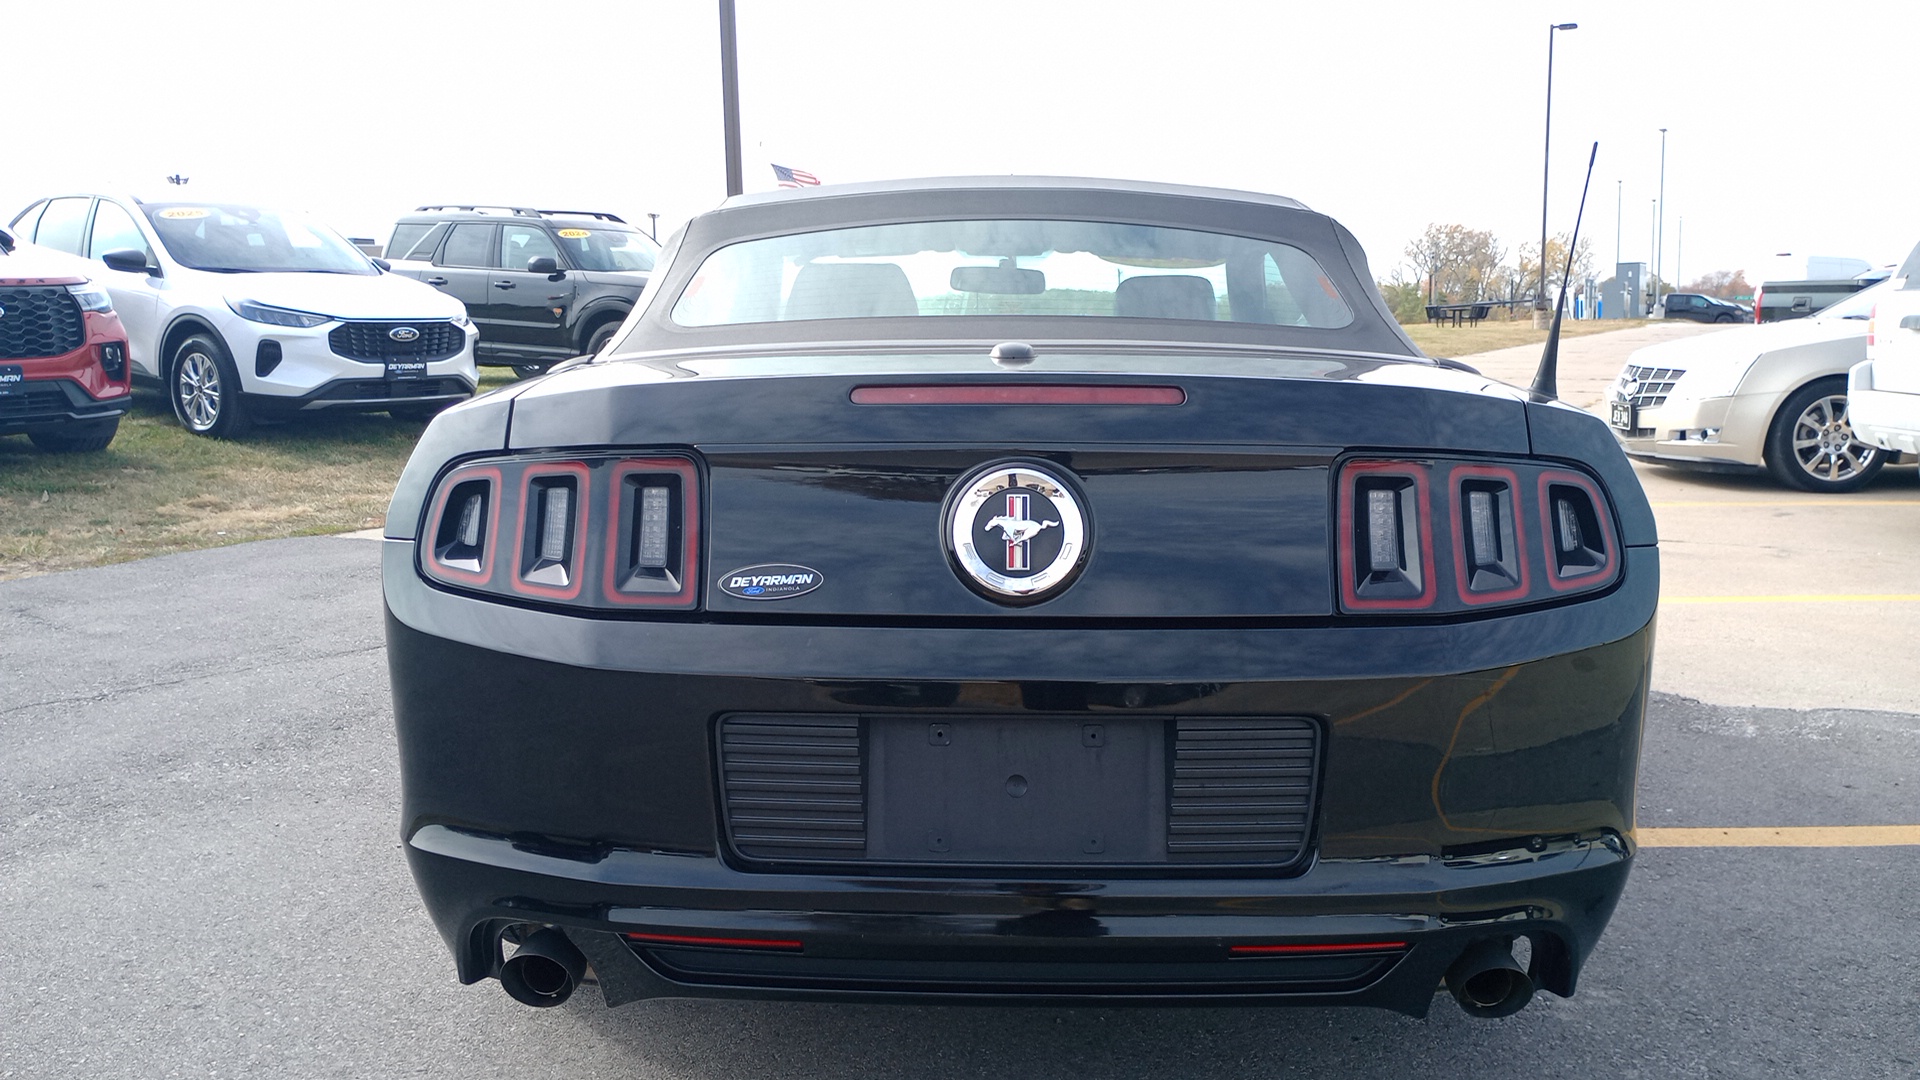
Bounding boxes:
[785,262,919,320]
[1115,274,1217,321]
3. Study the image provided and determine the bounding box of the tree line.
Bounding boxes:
[1376,222,1752,323]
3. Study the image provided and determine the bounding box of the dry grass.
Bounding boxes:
[0,373,516,581]
[1401,317,1649,358]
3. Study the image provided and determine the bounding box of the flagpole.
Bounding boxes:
[719,0,743,197]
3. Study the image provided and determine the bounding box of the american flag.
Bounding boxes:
[772,164,820,188]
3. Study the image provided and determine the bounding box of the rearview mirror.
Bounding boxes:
[950,265,1045,295]
[371,257,392,272]
[101,249,157,275]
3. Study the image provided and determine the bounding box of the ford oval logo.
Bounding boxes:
[389,326,420,343]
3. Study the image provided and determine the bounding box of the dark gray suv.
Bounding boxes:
[387,206,658,378]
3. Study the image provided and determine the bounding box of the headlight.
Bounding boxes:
[67,282,114,313]
[1665,359,1753,401]
[228,299,331,328]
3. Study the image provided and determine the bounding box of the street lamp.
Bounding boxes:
[1540,21,1578,316]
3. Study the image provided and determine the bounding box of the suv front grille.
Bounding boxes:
[1624,365,1683,409]
[0,287,86,360]
[327,321,463,363]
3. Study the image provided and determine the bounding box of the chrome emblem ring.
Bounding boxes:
[389,326,421,342]
[945,461,1088,602]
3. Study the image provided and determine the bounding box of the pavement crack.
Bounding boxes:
[0,642,387,719]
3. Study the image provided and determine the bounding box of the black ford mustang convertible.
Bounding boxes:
[383,177,1657,1018]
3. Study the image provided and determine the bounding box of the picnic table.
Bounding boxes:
[1424,302,1493,327]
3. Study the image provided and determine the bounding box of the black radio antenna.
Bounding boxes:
[1531,141,1599,400]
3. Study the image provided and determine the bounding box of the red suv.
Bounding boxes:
[0,227,133,451]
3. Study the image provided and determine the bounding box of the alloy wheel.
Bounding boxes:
[1789,393,1876,484]
[177,350,222,431]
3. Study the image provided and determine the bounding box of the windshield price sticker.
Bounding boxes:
[158,207,211,219]
[557,228,591,239]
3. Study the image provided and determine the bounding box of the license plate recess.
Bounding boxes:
[868,716,1166,865]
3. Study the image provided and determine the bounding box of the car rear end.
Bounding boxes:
[1850,244,1920,455]
[384,356,1655,1017]
[382,180,1656,1019]
[0,248,133,449]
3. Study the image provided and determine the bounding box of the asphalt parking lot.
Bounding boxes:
[4,323,1916,1078]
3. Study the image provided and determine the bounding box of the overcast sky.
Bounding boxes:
[7,0,1917,285]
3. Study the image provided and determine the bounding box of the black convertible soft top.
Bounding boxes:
[605,176,1424,360]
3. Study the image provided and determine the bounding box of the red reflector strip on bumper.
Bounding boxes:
[1229,941,1408,956]
[851,384,1185,405]
[623,932,804,951]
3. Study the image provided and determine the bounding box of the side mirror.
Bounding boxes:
[101,248,157,275]
[527,256,564,280]
[371,257,392,272]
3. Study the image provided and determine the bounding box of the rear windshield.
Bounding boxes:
[670,219,1353,329]
[556,226,658,272]
[144,203,375,275]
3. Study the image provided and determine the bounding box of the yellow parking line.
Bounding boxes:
[1662,594,1920,604]
[1648,500,1920,508]
[1641,826,1920,847]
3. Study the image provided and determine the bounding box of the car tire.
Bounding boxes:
[1763,377,1883,492]
[585,319,622,356]
[1714,314,1734,323]
[27,417,120,453]
[169,333,251,438]
[510,362,552,381]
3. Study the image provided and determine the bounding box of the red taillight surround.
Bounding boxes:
[622,931,803,952]
[1337,457,1619,614]
[420,453,700,611]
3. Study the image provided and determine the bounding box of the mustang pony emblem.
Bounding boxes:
[983,515,1059,544]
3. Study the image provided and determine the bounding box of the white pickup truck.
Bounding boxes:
[1849,241,1920,456]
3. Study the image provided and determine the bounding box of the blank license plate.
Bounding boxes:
[387,361,427,380]
[0,365,22,395]
[1609,401,1634,430]
[867,716,1165,864]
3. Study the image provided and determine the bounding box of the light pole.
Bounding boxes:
[719,0,743,197]
[1615,179,1622,269]
[1540,21,1579,318]
[1655,127,1668,305]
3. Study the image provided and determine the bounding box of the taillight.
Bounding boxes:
[1337,457,1618,614]
[1336,461,1435,610]
[420,453,700,610]
[1868,304,1877,348]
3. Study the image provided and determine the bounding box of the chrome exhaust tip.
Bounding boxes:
[1444,938,1536,1018]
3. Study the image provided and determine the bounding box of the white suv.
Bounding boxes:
[1851,240,1920,458]
[8,195,477,436]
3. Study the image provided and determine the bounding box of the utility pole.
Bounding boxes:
[719,0,743,197]
[1615,179,1622,268]
[1539,22,1579,318]
[1655,127,1668,305]
[647,212,660,241]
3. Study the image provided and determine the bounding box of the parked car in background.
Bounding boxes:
[384,176,1656,1020]
[386,206,658,379]
[1609,279,1893,491]
[0,227,133,451]
[1850,240,1920,459]
[8,195,476,437]
[1656,292,1749,323]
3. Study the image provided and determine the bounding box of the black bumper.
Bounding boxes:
[0,378,132,436]
[385,540,1656,1013]
[249,374,475,416]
